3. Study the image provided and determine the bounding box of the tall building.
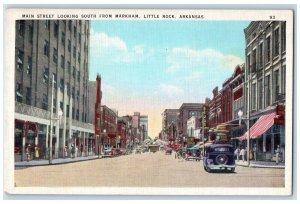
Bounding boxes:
[14,20,93,161]
[140,115,148,142]
[178,103,203,144]
[242,21,286,161]
[161,109,179,142]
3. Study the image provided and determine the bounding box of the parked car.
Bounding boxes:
[165,147,173,155]
[135,148,142,154]
[104,149,113,157]
[185,148,202,161]
[203,144,236,173]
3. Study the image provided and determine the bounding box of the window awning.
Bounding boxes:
[239,112,276,141]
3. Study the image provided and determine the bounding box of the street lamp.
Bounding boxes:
[49,109,63,164]
[238,109,250,166]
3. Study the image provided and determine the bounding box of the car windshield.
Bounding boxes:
[213,147,233,152]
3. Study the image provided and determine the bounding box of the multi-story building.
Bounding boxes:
[208,87,222,129]
[242,21,286,161]
[14,20,93,161]
[140,115,148,142]
[161,109,179,142]
[101,105,118,148]
[187,116,201,138]
[178,103,203,145]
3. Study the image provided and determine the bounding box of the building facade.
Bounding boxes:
[15,20,93,161]
[161,109,179,142]
[140,115,148,142]
[242,21,286,161]
[178,103,203,144]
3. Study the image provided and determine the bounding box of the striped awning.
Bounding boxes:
[239,112,276,141]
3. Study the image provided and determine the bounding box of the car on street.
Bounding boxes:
[103,149,113,157]
[165,147,173,155]
[203,143,236,173]
[135,148,142,154]
[185,148,202,161]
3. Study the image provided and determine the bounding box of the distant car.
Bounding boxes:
[104,149,113,157]
[185,148,202,161]
[165,147,173,155]
[135,148,142,154]
[203,144,236,173]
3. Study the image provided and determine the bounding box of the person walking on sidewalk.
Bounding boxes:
[252,144,257,161]
[275,145,281,165]
[26,144,31,162]
[240,147,246,162]
[34,145,39,160]
[71,144,75,159]
[234,147,240,162]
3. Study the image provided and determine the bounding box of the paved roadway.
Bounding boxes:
[14,151,284,187]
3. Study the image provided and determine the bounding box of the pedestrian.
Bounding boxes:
[80,143,83,157]
[234,147,240,162]
[253,144,257,161]
[34,145,39,160]
[71,144,75,158]
[275,145,281,165]
[240,147,246,162]
[64,146,68,157]
[75,146,78,158]
[26,144,31,162]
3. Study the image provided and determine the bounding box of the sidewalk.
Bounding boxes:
[235,160,285,169]
[15,155,99,167]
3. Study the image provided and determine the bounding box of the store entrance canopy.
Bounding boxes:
[239,112,276,141]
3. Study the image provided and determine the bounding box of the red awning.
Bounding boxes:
[239,112,276,141]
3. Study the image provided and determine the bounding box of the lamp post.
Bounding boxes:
[238,109,250,167]
[49,110,63,164]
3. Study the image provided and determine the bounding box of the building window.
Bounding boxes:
[251,83,256,110]
[72,87,75,98]
[16,49,24,70]
[60,101,64,112]
[258,79,263,110]
[76,90,79,101]
[72,107,75,119]
[266,36,271,63]
[16,83,23,102]
[66,82,70,95]
[78,52,81,63]
[53,73,57,89]
[73,26,77,38]
[44,40,49,56]
[281,22,286,52]
[252,49,257,73]
[26,87,31,105]
[43,67,49,83]
[60,78,64,92]
[53,48,58,64]
[68,20,72,31]
[67,61,71,74]
[18,20,25,36]
[73,66,76,78]
[61,32,65,45]
[54,22,59,37]
[77,71,80,82]
[66,105,70,117]
[42,94,48,110]
[61,55,65,69]
[29,25,33,43]
[282,65,286,94]
[73,46,76,58]
[247,54,250,74]
[259,43,263,68]
[274,28,280,56]
[76,109,79,120]
[45,20,50,29]
[265,75,271,106]
[274,70,280,101]
[78,33,81,44]
[53,99,57,113]
[68,39,71,52]
[27,56,32,75]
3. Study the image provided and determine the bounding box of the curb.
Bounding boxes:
[15,157,100,168]
[236,163,285,169]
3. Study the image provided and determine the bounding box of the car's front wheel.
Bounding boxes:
[230,168,235,173]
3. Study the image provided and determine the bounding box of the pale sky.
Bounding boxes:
[89,20,250,138]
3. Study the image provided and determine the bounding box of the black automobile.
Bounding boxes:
[203,144,236,173]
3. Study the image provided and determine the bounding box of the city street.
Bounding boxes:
[14,151,284,187]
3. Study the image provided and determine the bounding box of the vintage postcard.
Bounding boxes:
[4,8,293,195]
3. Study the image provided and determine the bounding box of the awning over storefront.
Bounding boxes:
[239,112,276,141]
